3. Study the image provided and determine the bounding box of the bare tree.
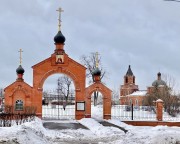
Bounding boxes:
[0,88,4,110]
[57,75,74,109]
[112,88,120,105]
[0,105,36,127]
[81,52,106,106]
[81,52,106,84]
[0,88,3,98]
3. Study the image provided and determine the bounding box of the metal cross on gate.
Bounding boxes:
[56,7,64,31]
[18,49,23,65]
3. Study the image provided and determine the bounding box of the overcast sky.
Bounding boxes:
[0,0,180,92]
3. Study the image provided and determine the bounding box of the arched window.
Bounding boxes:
[15,100,23,110]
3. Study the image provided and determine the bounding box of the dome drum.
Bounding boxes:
[152,80,166,87]
[92,68,101,82]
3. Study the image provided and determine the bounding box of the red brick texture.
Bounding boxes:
[85,82,112,119]
[5,45,112,120]
[31,52,86,119]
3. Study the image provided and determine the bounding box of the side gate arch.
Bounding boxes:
[32,53,86,120]
[85,82,112,119]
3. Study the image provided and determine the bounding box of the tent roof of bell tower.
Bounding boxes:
[126,65,133,76]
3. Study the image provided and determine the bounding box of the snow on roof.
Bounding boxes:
[156,99,163,102]
[129,91,147,96]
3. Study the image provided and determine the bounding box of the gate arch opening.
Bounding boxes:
[32,53,86,120]
[91,91,103,119]
[85,83,112,119]
[42,74,75,119]
[38,69,80,91]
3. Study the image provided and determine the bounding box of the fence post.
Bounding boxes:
[156,99,163,121]
[131,104,133,120]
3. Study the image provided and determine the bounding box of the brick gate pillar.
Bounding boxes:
[156,99,164,121]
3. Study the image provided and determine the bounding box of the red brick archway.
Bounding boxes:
[32,53,86,120]
[38,68,80,90]
[4,51,112,120]
[85,82,112,119]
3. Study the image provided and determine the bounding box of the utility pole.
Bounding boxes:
[57,78,61,119]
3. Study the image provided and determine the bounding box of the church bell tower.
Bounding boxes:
[120,65,139,96]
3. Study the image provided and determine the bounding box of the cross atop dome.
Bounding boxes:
[95,52,99,68]
[18,48,23,65]
[54,7,66,45]
[56,7,64,31]
[16,49,25,81]
[92,52,101,82]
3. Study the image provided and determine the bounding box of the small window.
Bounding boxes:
[15,100,23,110]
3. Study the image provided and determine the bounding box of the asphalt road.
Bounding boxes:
[43,120,128,133]
[43,122,88,130]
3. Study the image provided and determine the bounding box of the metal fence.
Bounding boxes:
[163,110,180,121]
[111,105,157,121]
[42,95,75,120]
[42,105,75,120]
[112,105,180,121]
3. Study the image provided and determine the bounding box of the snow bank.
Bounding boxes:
[0,117,48,144]
[0,117,180,144]
[0,117,100,143]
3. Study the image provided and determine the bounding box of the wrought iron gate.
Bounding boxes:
[42,94,75,120]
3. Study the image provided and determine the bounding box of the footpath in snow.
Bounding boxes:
[79,118,126,136]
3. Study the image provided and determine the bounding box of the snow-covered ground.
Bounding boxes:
[0,117,180,144]
[0,105,180,144]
